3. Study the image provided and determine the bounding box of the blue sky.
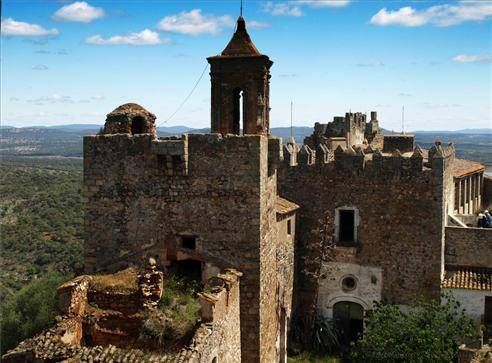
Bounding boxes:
[1,0,491,131]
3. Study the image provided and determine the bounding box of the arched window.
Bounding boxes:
[131,116,145,134]
[232,88,243,134]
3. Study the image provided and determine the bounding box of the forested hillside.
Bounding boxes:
[0,157,84,297]
[0,157,84,353]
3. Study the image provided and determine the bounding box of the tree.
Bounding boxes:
[351,294,477,362]
[0,271,66,354]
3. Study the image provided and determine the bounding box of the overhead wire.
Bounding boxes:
[157,62,209,127]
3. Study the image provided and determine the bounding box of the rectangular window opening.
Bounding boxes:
[181,236,196,250]
[339,210,355,243]
[157,155,167,168]
[287,219,292,236]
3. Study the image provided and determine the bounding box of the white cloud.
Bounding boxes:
[263,0,349,16]
[263,2,304,16]
[452,54,492,63]
[1,18,59,36]
[53,1,104,23]
[86,29,168,46]
[371,7,426,26]
[32,64,49,71]
[371,1,492,27]
[28,94,73,105]
[278,73,298,78]
[248,20,270,29]
[356,61,385,67]
[295,0,350,8]
[157,9,234,35]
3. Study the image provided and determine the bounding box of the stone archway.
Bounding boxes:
[333,301,364,346]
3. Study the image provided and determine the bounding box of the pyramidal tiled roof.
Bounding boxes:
[220,16,262,57]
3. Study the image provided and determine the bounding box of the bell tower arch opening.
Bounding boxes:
[232,88,244,134]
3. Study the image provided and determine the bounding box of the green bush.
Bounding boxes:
[139,276,201,347]
[351,294,477,362]
[0,271,66,354]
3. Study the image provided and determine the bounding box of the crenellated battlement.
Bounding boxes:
[279,136,457,180]
[427,143,456,174]
[332,144,428,177]
[279,137,448,179]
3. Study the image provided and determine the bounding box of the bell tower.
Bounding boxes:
[207,16,273,135]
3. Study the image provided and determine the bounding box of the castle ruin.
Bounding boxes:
[4,14,492,363]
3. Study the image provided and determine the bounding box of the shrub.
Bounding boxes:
[139,276,201,348]
[0,271,66,354]
[351,293,477,362]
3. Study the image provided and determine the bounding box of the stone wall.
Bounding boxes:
[197,269,242,362]
[84,132,286,362]
[3,269,242,362]
[445,226,492,268]
[317,262,383,318]
[382,135,415,153]
[443,288,490,322]
[278,143,453,316]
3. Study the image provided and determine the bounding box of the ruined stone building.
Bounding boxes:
[4,14,491,363]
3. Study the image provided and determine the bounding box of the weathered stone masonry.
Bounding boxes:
[278,142,456,314]
[84,131,288,361]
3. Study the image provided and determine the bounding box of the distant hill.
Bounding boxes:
[1,125,490,171]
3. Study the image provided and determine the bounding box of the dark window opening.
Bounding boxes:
[169,259,202,283]
[485,296,492,339]
[157,155,167,168]
[339,210,355,243]
[131,116,145,135]
[181,236,196,250]
[287,219,292,236]
[232,88,243,135]
[172,155,181,164]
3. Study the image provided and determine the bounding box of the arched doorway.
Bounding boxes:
[333,301,364,345]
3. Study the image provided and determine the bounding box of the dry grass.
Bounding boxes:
[91,267,139,293]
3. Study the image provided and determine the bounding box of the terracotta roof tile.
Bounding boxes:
[276,197,299,215]
[442,265,492,291]
[453,158,485,178]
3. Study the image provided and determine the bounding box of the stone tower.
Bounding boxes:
[207,16,273,135]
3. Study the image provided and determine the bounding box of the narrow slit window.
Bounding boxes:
[287,219,292,236]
